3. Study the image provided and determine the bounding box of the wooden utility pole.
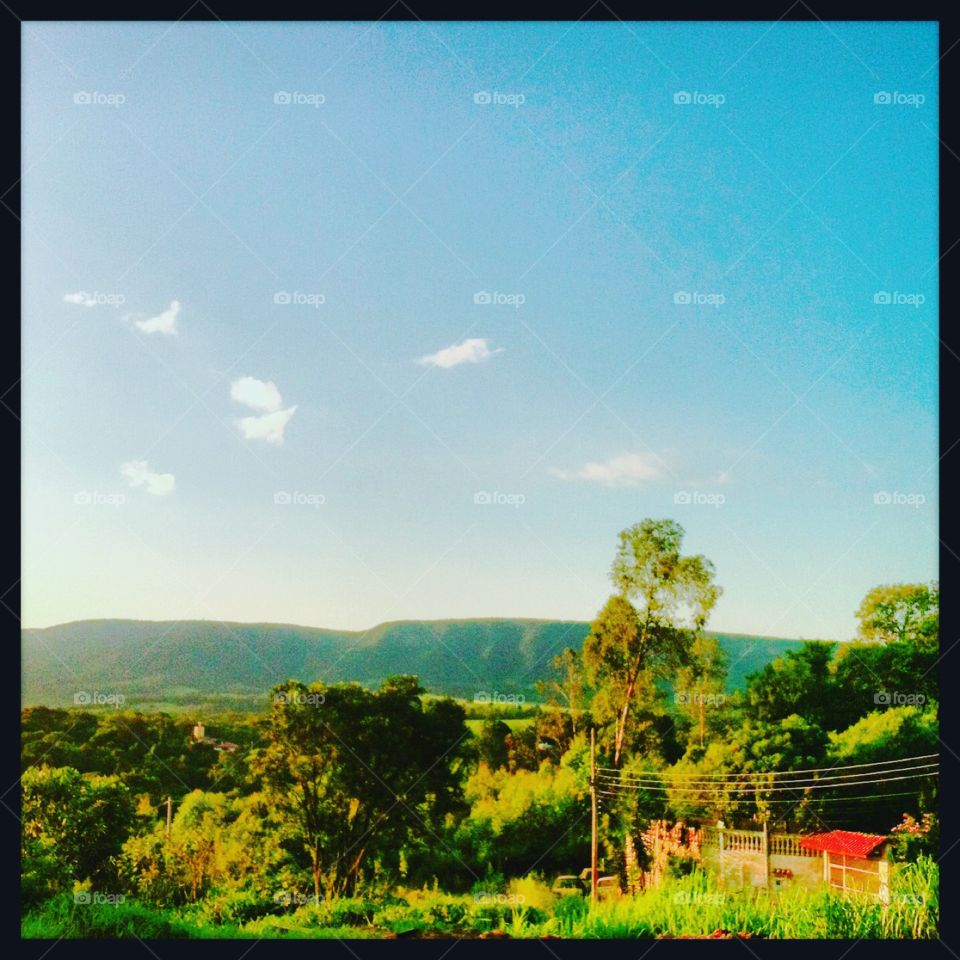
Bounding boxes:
[165,796,172,838]
[590,727,598,903]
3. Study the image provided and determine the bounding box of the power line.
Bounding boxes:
[596,762,939,790]
[597,788,933,805]
[595,770,938,795]
[595,753,938,780]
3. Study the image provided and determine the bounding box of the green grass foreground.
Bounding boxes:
[23,857,938,940]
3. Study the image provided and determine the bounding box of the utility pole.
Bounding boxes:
[590,727,598,904]
[165,796,172,838]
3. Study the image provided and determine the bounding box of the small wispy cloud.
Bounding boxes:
[135,300,180,335]
[120,460,176,496]
[230,375,297,444]
[417,338,503,369]
[550,453,662,487]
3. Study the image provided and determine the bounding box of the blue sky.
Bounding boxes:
[21,21,938,639]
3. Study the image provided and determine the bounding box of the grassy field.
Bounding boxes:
[24,858,937,940]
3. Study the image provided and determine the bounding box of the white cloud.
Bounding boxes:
[230,376,296,443]
[120,460,176,496]
[63,291,95,306]
[236,406,298,445]
[135,300,180,335]
[230,376,283,413]
[550,453,662,487]
[417,338,503,369]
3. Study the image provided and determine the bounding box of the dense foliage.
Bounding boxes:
[20,521,939,938]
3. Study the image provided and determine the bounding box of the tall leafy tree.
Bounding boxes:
[585,519,721,766]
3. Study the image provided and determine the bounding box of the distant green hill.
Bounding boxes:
[21,618,806,708]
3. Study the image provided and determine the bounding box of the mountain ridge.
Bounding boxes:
[21,617,809,707]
